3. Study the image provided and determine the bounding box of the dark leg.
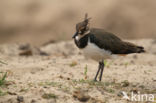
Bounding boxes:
[99,60,104,81]
[94,62,102,81]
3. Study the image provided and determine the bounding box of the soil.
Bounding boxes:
[0,39,156,103]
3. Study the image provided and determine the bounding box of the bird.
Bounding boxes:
[72,14,145,81]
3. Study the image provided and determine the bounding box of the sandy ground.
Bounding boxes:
[0,39,156,103]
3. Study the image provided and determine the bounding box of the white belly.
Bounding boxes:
[81,41,117,61]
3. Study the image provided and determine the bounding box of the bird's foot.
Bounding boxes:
[93,79,97,82]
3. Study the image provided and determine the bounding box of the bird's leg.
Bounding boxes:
[99,60,104,81]
[94,62,102,81]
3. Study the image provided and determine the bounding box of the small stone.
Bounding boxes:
[58,75,63,79]
[67,77,70,80]
[43,86,48,88]
[19,50,32,56]
[31,99,36,103]
[133,55,138,59]
[121,80,129,87]
[130,88,138,93]
[73,90,90,102]
[17,95,24,102]
[152,78,156,82]
[130,60,135,64]
[19,44,30,50]
[117,91,124,97]
[7,91,17,95]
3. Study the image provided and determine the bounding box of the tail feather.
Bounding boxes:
[137,46,145,53]
[123,42,145,54]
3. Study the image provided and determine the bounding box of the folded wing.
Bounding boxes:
[90,28,145,54]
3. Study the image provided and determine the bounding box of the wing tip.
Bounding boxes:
[137,46,146,53]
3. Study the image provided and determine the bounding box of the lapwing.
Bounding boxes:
[72,14,145,81]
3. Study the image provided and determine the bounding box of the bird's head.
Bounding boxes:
[72,13,91,39]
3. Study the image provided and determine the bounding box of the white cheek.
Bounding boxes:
[75,36,79,41]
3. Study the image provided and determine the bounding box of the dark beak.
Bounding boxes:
[72,32,78,39]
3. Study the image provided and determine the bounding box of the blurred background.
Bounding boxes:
[0,0,156,45]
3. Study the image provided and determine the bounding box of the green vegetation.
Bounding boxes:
[0,72,8,96]
[39,81,62,87]
[72,79,115,94]
[38,81,70,93]
[69,61,77,67]
[0,72,7,86]
[104,88,115,93]
[104,60,112,68]
[121,80,129,87]
[42,93,58,99]
[124,62,129,67]
[104,60,108,66]
[84,65,88,79]
[0,89,7,96]
[72,79,116,88]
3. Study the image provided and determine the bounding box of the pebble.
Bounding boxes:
[31,99,36,103]
[73,90,90,102]
[17,95,24,102]
[117,91,124,97]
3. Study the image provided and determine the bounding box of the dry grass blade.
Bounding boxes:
[0,60,7,65]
